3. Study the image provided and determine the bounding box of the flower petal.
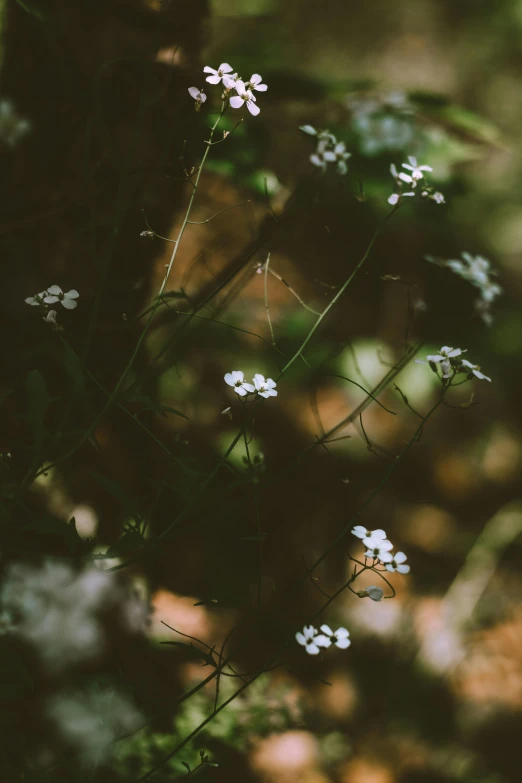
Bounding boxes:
[314,634,332,648]
[247,101,260,116]
[61,298,77,309]
[320,624,333,636]
[229,96,244,109]
[335,638,351,649]
[205,74,221,84]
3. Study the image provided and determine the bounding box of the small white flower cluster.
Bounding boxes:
[188,62,267,116]
[388,156,444,206]
[300,125,351,175]
[348,90,415,156]
[224,370,277,399]
[426,252,502,326]
[0,560,148,671]
[352,526,410,573]
[25,285,79,329]
[420,346,491,382]
[47,688,143,765]
[296,623,350,655]
[0,99,30,148]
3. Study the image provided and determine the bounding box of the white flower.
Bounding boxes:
[399,156,432,186]
[322,141,351,174]
[385,551,410,574]
[25,290,48,306]
[224,371,255,397]
[229,81,259,116]
[295,625,331,655]
[351,525,370,539]
[433,192,445,204]
[358,585,384,601]
[310,151,327,170]
[460,359,491,382]
[319,624,351,649]
[388,191,414,205]
[188,87,207,109]
[423,346,464,379]
[43,285,79,310]
[47,688,142,765]
[362,529,390,549]
[363,532,393,563]
[43,310,58,329]
[203,63,233,85]
[253,373,277,398]
[245,73,268,93]
[0,99,31,147]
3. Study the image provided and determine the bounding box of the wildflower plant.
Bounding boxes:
[0,41,503,783]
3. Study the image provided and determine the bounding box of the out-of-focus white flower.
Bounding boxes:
[306,128,350,175]
[385,551,410,573]
[0,99,31,147]
[230,81,260,116]
[319,624,351,649]
[224,371,255,396]
[25,290,48,306]
[253,373,277,398]
[246,74,268,93]
[460,359,491,382]
[322,141,351,175]
[426,251,502,326]
[47,688,142,765]
[388,191,414,205]
[433,192,445,204]
[203,63,233,85]
[43,285,79,310]
[0,561,114,671]
[43,309,58,329]
[295,624,330,655]
[399,156,432,186]
[188,87,207,110]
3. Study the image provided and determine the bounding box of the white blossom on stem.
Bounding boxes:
[319,624,351,649]
[399,156,432,186]
[229,81,259,116]
[460,359,491,382]
[385,551,410,574]
[358,585,384,601]
[43,285,79,310]
[224,371,255,397]
[253,374,277,398]
[203,63,233,85]
[25,290,48,306]
[43,310,58,329]
[295,625,330,655]
[245,74,268,93]
[188,87,207,110]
